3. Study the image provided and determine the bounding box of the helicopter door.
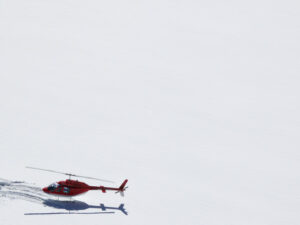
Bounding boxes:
[55,185,62,193]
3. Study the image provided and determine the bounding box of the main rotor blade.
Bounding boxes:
[26,167,67,176]
[71,175,114,183]
[26,167,114,183]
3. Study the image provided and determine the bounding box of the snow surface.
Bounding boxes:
[0,0,300,224]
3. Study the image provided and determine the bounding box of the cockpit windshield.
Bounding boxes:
[47,183,59,191]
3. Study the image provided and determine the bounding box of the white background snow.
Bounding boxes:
[0,0,300,224]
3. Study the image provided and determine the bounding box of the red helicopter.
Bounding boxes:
[26,167,128,197]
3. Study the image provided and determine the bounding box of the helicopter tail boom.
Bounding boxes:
[90,179,128,194]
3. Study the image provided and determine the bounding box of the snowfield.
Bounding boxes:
[0,0,300,225]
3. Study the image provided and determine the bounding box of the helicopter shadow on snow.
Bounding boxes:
[24,199,128,216]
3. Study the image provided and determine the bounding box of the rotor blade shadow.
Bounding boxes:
[25,212,114,216]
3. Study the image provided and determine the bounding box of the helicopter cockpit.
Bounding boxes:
[47,183,59,191]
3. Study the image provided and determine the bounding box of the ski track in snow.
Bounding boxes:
[0,178,49,204]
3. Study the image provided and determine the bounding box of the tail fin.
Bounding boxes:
[116,179,128,197]
[119,179,128,192]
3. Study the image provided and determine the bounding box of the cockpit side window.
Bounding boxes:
[47,183,59,192]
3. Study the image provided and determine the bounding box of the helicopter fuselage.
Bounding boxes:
[42,179,128,197]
